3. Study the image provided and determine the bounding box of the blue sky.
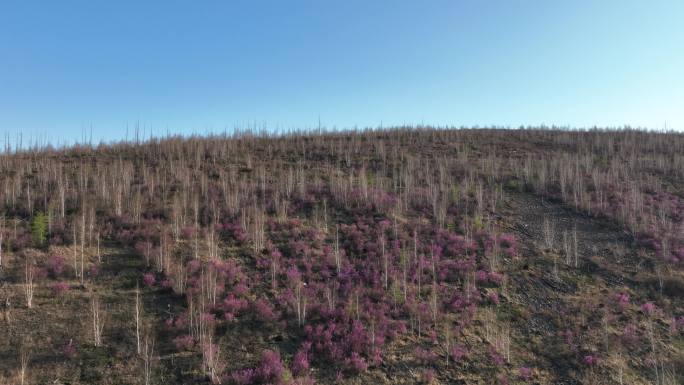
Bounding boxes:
[1,1,682,145]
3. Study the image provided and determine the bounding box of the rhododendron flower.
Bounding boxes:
[173,313,189,329]
[621,323,639,345]
[187,259,201,274]
[488,271,504,285]
[88,264,100,277]
[613,293,630,312]
[641,302,656,315]
[48,254,66,276]
[181,226,196,239]
[421,369,435,384]
[488,291,500,305]
[173,335,194,350]
[413,347,437,364]
[258,350,285,382]
[583,355,598,366]
[345,352,368,372]
[291,349,310,375]
[33,266,48,281]
[229,368,255,385]
[489,347,505,366]
[200,312,216,325]
[142,273,156,287]
[519,367,532,380]
[253,299,277,323]
[61,339,76,359]
[451,345,468,362]
[51,281,70,296]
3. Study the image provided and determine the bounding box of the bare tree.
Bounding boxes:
[573,225,579,267]
[24,257,34,309]
[142,334,155,385]
[135,285,142,355]
[563,230,571,265]
[334,224,341,274]
[80,211,85,284]
[202,336,222,384]
[295,281,307,327]
[19,340,31,385]
[0,216,4,268]
[1,288,11,325]
[381,235,388,290]
[91,293,106,347]
[543,218,555,250]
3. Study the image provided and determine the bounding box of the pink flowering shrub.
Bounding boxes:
[181,226,196,239]
[291,348,310,376]
[220,221,249,244]
[173,335,195,351]
[32,266,48,281]
[413,347,438,365]
[671,317,684,334]
[61,339,76,359]
[489,346,505,366]
[228,368,256,385]
[421,369,435,384]
[51,281,70,297]
[344,352,368,373]
[488,291,500,305]
[451,345,468,362]
[519,367,532,380]
[640,302,656,316]
[497,374,510,385]
[612,292,630,312]
[88,263,100,277]
[257,350,286,384]
[488,271,504,285]
[48,254,66,277]
[497,233,517,257]
[621,323,639,346]
[142,273,156,287]
[223,295,249,321]
[253,299,277,323]
[562,330,578,352]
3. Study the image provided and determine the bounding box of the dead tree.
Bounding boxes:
[24,257,34,309]
[135,285,142,355]
[0,216,4,268]
[19,341,31,385]
[91,293,106,347]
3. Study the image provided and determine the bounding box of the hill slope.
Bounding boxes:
[0,128,682,384]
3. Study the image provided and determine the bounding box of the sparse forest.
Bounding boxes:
[0,127,682,384]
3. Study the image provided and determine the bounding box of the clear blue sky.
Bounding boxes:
[1,1,682,145]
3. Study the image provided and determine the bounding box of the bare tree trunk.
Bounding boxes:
[19,343,31,385]
[96,232,101,264]
[0,217,4,268]
[135,285,141,355]
[334,224,340,274]
[24,258,34,308]
[92,294,105,347]
[142,334,155,385]
[81,211,85,284]
[381,235,388,290]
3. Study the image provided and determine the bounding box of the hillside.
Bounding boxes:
[0,127,682,385]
